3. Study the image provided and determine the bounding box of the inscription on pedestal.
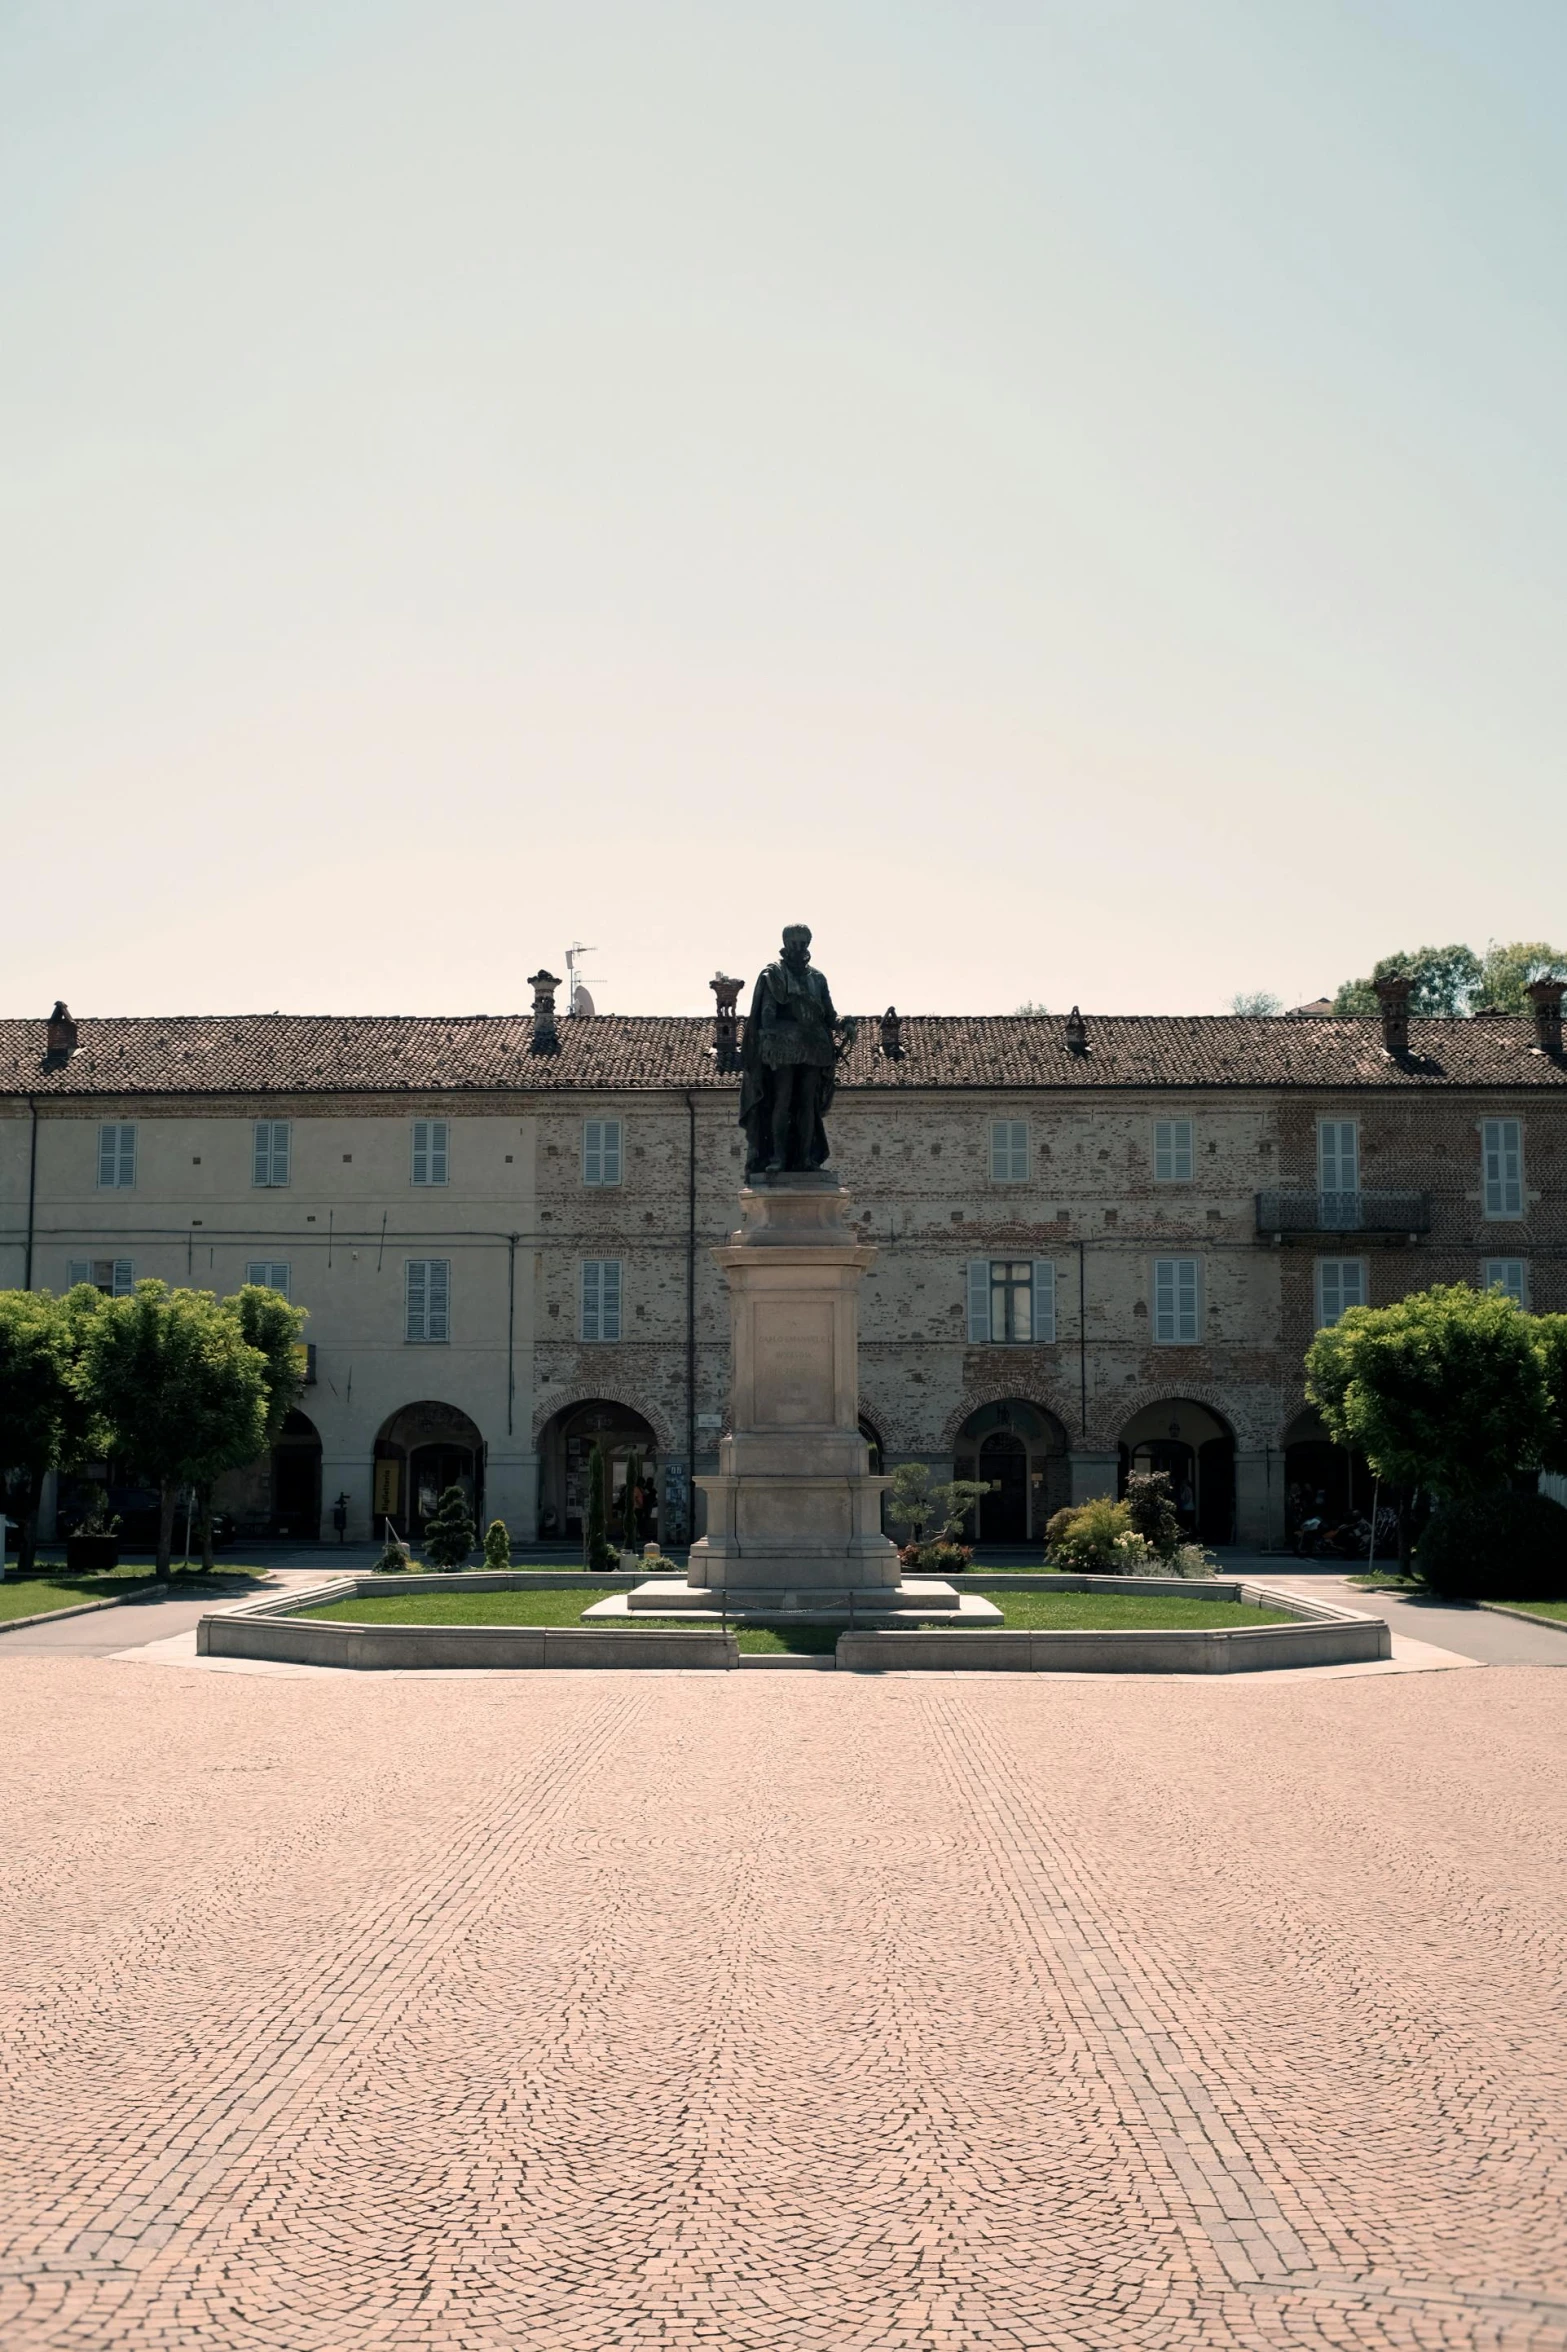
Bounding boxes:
[754,1301,834,1425]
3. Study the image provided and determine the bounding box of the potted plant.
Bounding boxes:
[66,1496,121,1575]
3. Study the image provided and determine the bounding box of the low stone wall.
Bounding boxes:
[837,1584,1389,1673]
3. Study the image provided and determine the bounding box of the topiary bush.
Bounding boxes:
[1413,1488,1567,1601]
[482,1517,510,1569]
[1123,1470,1180,1559]
[375,1535,411,1573]
[422,1484,476,1572]
[1045,1495,1131,1572]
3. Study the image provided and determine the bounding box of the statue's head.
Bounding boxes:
[781,924,812,966]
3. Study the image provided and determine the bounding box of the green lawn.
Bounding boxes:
[0,1568,268,1623]
[1487,1598,1567,1624]
[294,1585,1295,1645]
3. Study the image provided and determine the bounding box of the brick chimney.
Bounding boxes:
[1374,972,1413,1057]
[43,1000,78,1069]
[1527,976,1565,1056]
[527,969,561,1055]
[1064,1005,1088,1055]
[710,973,743,1071]
[879,1006,903,1060]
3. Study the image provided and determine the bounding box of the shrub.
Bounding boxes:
[1123,1470,1180,1558]
[1413,1488,1567,1601]
[375,1536,411,1573]
[916,1540,972,1574]
[422,1484,476,1572]
[1170,1542,1217,1579]
[1109,1530,1155,1572]
[482,1517,511,1569]
[1046,1495,1130,1572]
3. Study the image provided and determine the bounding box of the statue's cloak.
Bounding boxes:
[739,960,839,1170]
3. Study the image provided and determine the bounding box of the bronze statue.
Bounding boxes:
[738,926,857,1175]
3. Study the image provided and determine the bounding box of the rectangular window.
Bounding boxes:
[1317,1119,1360,1223]
[1153,1119,1193,1182]
[965,1259,1055,1344]
[1315,1258,1367,1328]
[68,1258,135,1296]
[1153,1257,1201,1343]
[96,1123,136,1189]
[581,1258,623,1341]
[252,1120,291,1188]
[404,1257,450,1342]
[989,1120,1028,1182]
[1482,1119,1523,1219]
[245,1260,292,1299]
[411,1119,450,1187]
[582,1118,623,1186]
[1483,1258,1527,1307]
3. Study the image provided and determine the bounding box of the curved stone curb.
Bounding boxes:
[1479,1600,1567,1636]
[0,1588,155,1636]
[836,1584,1389,1674]
[198,1583,737,1670]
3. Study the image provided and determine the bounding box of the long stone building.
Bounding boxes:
[3,975,1565,1550]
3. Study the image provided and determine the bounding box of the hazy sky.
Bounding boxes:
[3,1,1564,1020]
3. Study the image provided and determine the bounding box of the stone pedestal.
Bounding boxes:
[620,1175,998,1626]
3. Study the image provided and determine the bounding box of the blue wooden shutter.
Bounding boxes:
[601,1259,622,1340]
[603,1120,623,1184]
[430,1122,449,1186]
[427,1258,450,1341]
[581,1259,600,1340]
[967,1259,991,1342]
[405,1259,426,1339]
[1033,1261,1056,1343]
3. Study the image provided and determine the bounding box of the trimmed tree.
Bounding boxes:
[482,1517,511,1569]
[0,1290,100,1576]
[195,1283,308,1569]
[1533,1313,1567,1479]
[1122,1469,1180,1559]
[1306,1283,1552,1510]
[80,1281,269,1578]
[885,1461,992,1554]
[422,1484,475,1571]
[584,1441,616,1571]
[621,1448,643,1550]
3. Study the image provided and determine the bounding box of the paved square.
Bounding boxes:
[0,1657,1563,2350]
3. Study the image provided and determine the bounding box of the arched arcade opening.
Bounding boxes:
[953,1400,1071,1544]
[373,1402,484,1540]
[1281,1408,1374,1538]
[1118,1399,1236,1547]
[537,1399,660,1547]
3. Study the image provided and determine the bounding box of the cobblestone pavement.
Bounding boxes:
[0,1660,1563,2351]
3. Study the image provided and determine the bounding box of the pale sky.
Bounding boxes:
[3,1,1564,1021]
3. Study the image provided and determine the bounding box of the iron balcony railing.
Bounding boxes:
[1255,1190,1431,1238]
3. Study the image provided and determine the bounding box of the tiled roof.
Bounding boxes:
[3,1011,1565,1097]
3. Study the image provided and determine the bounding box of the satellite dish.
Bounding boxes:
[571,985,596,1017]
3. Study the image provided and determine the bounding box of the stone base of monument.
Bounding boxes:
[586,1577,1002,1627]
[616,1169,1006,1630]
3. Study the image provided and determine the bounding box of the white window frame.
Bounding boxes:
[252,1119,291,1188]
[988,1120,1028,1183]
[966,1259,1055,1344]
[1481,1119,1523,1220]
[411,1119,450,1188]
[67,1257,135,1296]
[1315,1257,1367,1328]
[404,1257,451,1343]
[1482,1258,1528,1307]
[96,1123,136,1190]
[582,1118,624,1187]
[580,1258,623,1342]
[245,1260,293,1299]
[1153,1257,1201,1345]
[1153,1118,1194,1183]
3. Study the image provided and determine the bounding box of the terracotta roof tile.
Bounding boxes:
[3,1010,1565,1097]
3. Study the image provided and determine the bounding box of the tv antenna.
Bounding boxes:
[565,943,598,1017]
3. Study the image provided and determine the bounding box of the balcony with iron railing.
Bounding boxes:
[1255,1190,1431,1241]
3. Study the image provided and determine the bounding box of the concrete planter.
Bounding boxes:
[837,1585,1389,1673]
[198,1581,735,1670]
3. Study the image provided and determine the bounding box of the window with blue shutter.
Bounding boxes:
[989,1121,1028,1181]
[1315,1258,1366,1327]
[405,1258,450,1341]
[1033,1260,1057,1343]
[581,1259,622,1340]
[68,1258,135,1296]
[1317,1121,1360,1224]
[1153,1120,1193,1182]
[1153,1258,1200,1343]
[252,1121,291,1187]
[245,1261,292,1299]
[1482,1120,1522,1219]
[966,1260,991,1342]
[583,1120,623,1185]
[97,1123,136,1189]
[1482,1258,1527,1306]
[411,1120,450,1187]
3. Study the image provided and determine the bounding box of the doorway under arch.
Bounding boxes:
[952,1400,1070,1544]
[373,1401,484,1540]
[537,1398,660,1547]
[270,1409,323,1540]
[1281,1407,1374,1537]
[1117,1399,1235,1547]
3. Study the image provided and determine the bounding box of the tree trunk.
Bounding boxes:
[198,1483,216,1573]
[156,1480,178,1580]
[11,1467,43,1579]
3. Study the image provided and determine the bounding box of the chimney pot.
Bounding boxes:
[879,1006,903,1060]
[1064,1005,1088,1055]
[710,973,743,1071]
[44,1000,78,1068]
[1527,976,1565,1056]
[527,969,562,1055]
[1373,972,1413,1057]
